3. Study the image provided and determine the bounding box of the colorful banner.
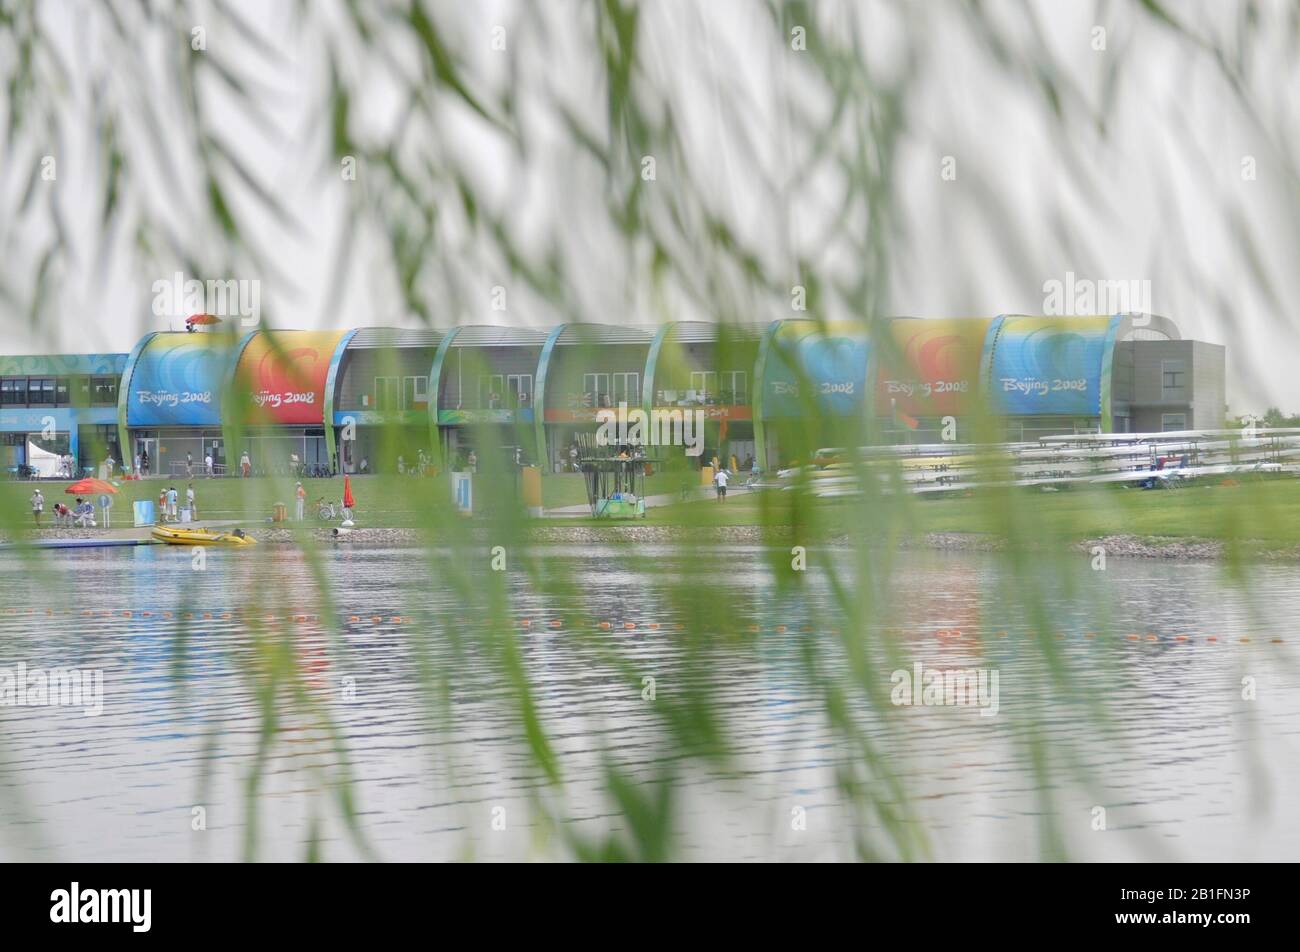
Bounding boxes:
[986,316,1113,415]
[874,318,991,417]
[759,321,871,420]
[232,330,347,425]
[125,334,236,426]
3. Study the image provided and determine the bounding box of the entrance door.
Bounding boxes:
[134,436,158,476]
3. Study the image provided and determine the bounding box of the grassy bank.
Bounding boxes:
[2,472,1297,546]
[639,476,1300,546]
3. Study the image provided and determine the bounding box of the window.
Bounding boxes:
[403,375,429,409]
[29,378,55,405]
[91,376,118,406]
[1161,413,1187,432]
[612,372,639,404]
[1161,359,1186,395]
[506,374,532,408]
[0,378,23,406]
[582,373,610,407]
[689,371,718,400]
[55,378,70,406]
[722,370,747,404]
[374,376,400,411]
[479,374,505,409]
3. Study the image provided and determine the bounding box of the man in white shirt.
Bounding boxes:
[713,467,729,502]
[205,452,214,477]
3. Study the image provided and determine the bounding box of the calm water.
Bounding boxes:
[0,542,1297,861]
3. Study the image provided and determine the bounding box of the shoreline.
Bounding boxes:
[8,524,1290,561]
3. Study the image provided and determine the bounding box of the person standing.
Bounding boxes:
[30,488,44,525]
[166,486,179,521]
[186,451,194,477]
[713,466,729,503]
[467,450,477,473]
[134,452,141,476]
[141,447,150,477]
[295,481,306,520]
[186,483,196,520]
[240,451,251,478]
[204,451,214,477]
[158,486,168,522]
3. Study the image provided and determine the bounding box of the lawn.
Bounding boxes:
[2,470,1297,545]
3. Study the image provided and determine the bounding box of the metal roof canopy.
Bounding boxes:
[448,325,549,347]
[554,324,654,345]
[664,321,767,343]
[346,327,445,349]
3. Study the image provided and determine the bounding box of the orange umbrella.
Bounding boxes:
[66,478,118,495]
[342,475,355,509]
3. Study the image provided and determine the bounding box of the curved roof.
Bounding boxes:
[554,323,654,345]
[448,325,549,347]
[230,329,350,425]
[122,332,240,426]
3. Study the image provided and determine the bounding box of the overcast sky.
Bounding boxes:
[6,0,1297,413]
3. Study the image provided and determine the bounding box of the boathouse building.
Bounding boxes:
[2,313,1225,476]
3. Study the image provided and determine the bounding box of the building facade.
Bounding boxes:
[1,313,1226,476]
[0,354,128,476]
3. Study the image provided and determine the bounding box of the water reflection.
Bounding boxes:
[0,544,1296,861]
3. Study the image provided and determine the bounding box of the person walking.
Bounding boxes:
[185,451,194,477]
[30,488,44,525]
[240,451,251,478]
[713,466,729,503]
[295,481,306,520]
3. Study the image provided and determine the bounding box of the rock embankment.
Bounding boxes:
[6,525,1296,562]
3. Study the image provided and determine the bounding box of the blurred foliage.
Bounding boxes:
[0,0,1296,861]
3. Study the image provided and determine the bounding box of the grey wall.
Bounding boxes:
[336,348,436,410]
[1119,339,1225,430]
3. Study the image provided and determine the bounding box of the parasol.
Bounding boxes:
[65,478,118,495]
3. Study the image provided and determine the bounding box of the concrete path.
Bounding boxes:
[545,483,756,517]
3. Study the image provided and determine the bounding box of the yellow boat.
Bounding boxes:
[151,525,257,546]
